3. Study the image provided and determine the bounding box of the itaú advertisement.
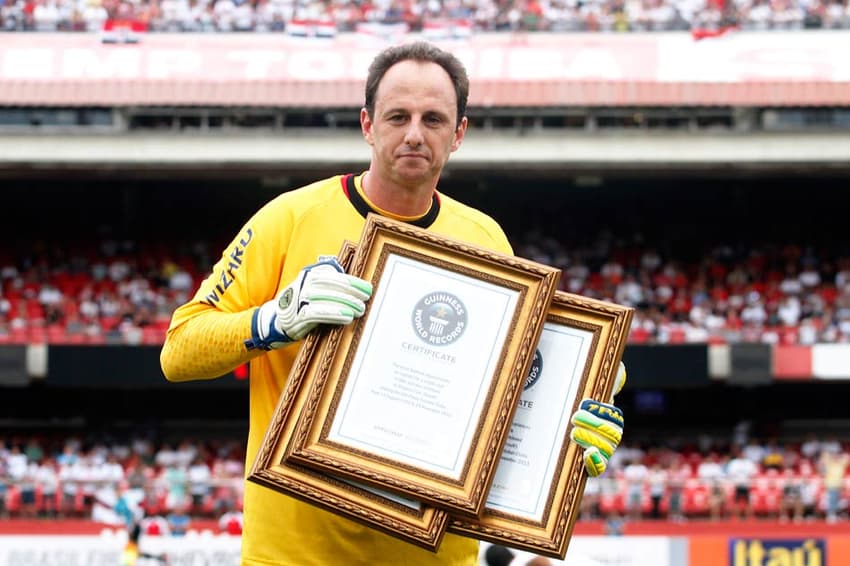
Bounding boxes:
[0,533,241,566]
[691,535,840,566]
[729,538,825,566]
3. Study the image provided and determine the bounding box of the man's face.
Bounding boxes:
[361,60,467,189]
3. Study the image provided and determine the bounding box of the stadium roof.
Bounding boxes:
[1,31,849,107]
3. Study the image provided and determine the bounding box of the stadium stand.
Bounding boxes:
[2,430,849,525]
[0,16,848,562]
[0,179,850,346]
[1,0,848,35]
[1,217,848,345]
[2,171,849,532]
[0,433,246,523]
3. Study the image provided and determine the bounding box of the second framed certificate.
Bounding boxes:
[448,291,633,558]
[285,214,561,517]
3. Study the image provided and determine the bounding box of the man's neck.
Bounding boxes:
[361,170,436,218]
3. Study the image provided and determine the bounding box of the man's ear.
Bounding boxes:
[452,116,469,151]
[451,116,468,153]
[361,108,374,146]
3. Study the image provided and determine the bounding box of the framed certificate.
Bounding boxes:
[248,241,449,551]
[448,291,633,559]
[285,214,561,517]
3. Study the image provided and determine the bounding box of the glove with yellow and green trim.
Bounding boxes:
[569,361,626,477]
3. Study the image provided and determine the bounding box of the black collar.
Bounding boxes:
[342,174,440,229]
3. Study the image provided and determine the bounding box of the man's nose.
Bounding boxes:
[404,119,425,147]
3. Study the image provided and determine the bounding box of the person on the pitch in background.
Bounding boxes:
[160,40,625,566]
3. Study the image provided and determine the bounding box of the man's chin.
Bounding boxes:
[393,167,432,186]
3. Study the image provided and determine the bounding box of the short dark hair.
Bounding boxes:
[364,41,469,128]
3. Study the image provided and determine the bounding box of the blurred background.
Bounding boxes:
[0,3,849,564]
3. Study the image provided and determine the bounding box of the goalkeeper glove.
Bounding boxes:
[570,361,627,477]
[245,256,373,351]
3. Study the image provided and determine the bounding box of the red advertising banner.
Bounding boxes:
[0,31,849,107]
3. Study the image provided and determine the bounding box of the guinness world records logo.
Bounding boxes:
[524,348,543,390]
[412,292,467,346]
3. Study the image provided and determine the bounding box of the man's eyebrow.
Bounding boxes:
[380,107,450,118]
[381,107,409,116]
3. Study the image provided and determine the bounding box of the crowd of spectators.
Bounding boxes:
[0,432,246,534]
[586,431,850,523]
[3,429,850,526]
[0,238,212,346]
[516,231,850,345]
[2,232,849,346]
[1,0,849,36]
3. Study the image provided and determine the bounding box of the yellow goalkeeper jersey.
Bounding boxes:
[162,173,512,566]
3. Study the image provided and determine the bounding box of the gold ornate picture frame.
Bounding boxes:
[284,214,561,517]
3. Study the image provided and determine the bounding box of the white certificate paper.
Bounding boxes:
[484,322,592,520]
[328,253,520,480]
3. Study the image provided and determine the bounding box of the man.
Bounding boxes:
[820,445,849,523]
[622,457,648,520]
[161,41,624,565]
[725,446,757,519]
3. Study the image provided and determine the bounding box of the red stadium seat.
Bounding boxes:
[25,299,44,324]
[224,517,242,535]
[153,316,172,332]
[29,326,46,344]
[599,492,624,515]
[66,333,87,344]
[73,490,87,515]
[100,316,120,332]
[668,328,687,344]
[46,324,67,343]
[147,522,162,535]
[86,333,106,345]
[629,327,651,343]
[750,472,783,517]
[9,326,29,344]
[142,326,166,345]
[682,480,708,516]
[200,494,216,517]
[640,489,653,515]
[5,486,21,515]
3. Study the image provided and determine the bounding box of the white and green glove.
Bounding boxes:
[245,256,373,351]
[570,361,627,477]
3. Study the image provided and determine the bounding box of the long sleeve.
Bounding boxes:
[159,194,293,383]
[160,308,260,382]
